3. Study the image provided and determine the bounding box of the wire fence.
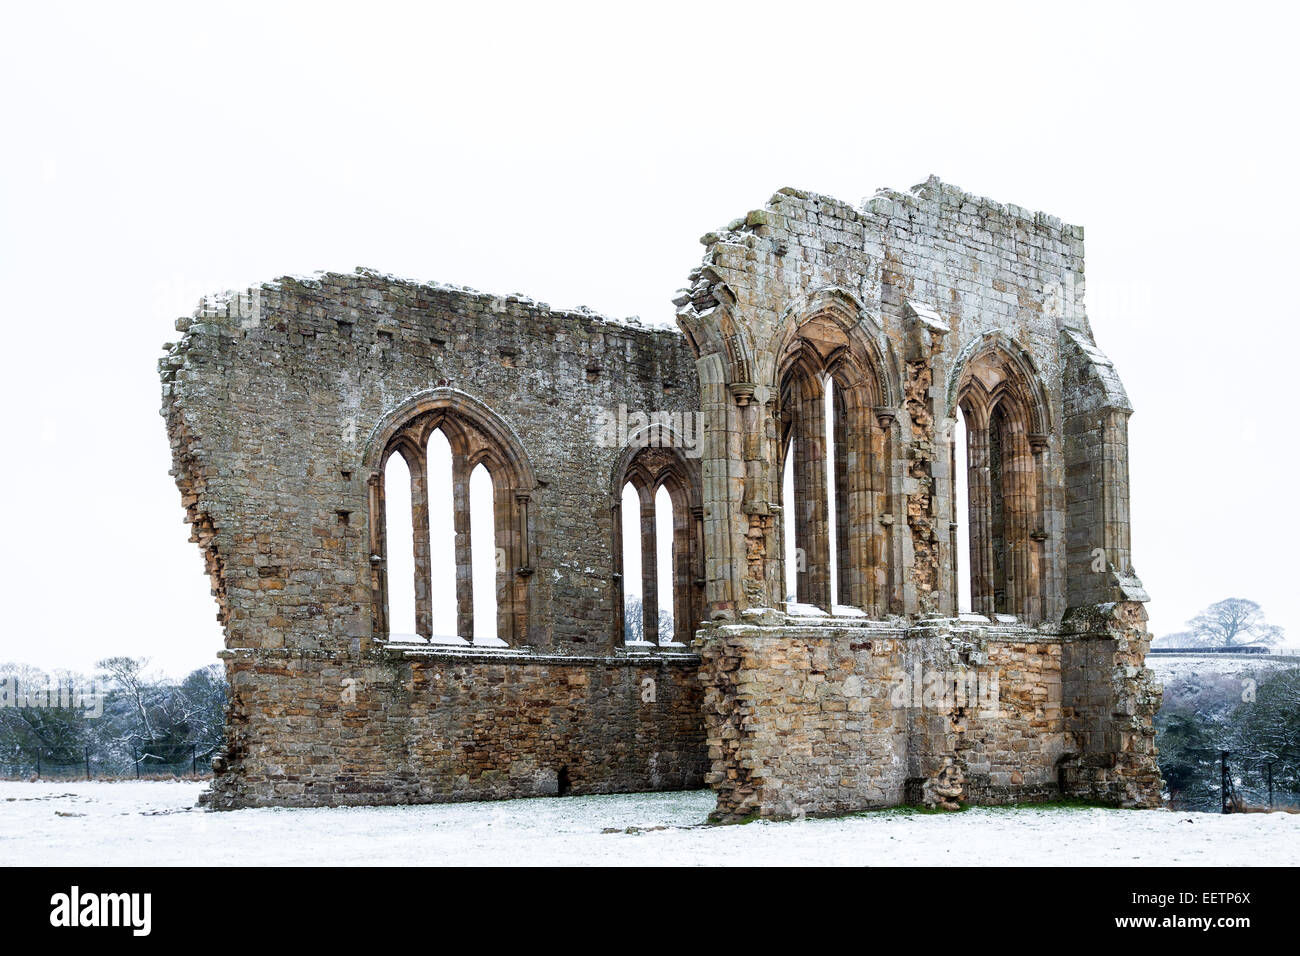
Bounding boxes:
[0,744,216,780]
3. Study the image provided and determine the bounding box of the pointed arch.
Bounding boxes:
[381,450,417,639]
[950,336,1050,622]
[774,286,898,408]
[366,389,535,647]
[774,292,893,614]
[609,431,702,648]
[946,331,1051,435]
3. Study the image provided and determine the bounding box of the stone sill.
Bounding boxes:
[218,644,702,667]
[696,615,1103,643]
[383,642,701,667]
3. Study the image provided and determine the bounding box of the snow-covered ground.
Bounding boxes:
[2,781,1297,866]
[1147,654,1296,683]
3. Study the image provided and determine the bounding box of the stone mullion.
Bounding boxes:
[691,505,705,632]
[841,401,875,611]
[833,397,852,607]
[698,366,737,619]
[451,453,474,641]
[872,410,897,616]
[1026,435,1048,623]
[966,422,995,618]
[1019,430,1039,620]
[611,496,625,646]
[672,498,691,642]
[998,421,1017,615]
[638,486,658,644]
[793,379,830,607]
[488,481,508,644]
[989,417,1007,613]
[1029,435,1052,622]
[1003,424,1030,619]
[512,491,532,646]
[367,472,386,647]
[1008,425,1039,621]
[408,449,433,640]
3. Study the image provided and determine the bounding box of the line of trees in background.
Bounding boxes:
[1157,667,1300,810]
[1153,597,1297,810]
[0,658,226,777]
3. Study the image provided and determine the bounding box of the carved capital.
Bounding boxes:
[728,382,757,406]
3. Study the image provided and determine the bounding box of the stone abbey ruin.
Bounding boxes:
[161,176,1162,818]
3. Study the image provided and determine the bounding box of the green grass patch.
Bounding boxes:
[978,798,1123,811]
[846,803,969,817]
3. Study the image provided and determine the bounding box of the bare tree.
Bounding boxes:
[96,657,222,765]
[624,595,643,643]
[97,656,159,742]
[1183,598,1284,647]
[623,596,674,644]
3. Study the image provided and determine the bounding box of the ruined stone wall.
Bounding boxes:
[675,176,1161,819]
[698,616,909,820]
[676,176,1121,621]
[209,647,704,808]
[956,638,1064,804]
[1061,332,1143,607]
[1058,602,1163,806]
[698,606,1159,822]
[162,268,699,655]
[162,177,1161,817]
[162,269,707,807]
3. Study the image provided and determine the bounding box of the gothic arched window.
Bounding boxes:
[368,393,534,646]
[611,438,702,647]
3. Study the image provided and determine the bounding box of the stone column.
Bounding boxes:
[611,496,625,646]
[639,487,658,644]
[1002,421,1031,620]
[966,418,995,618]
[1028,433,1049,623]
[511,490,532,645]
[671,493,691,642]
[697,354,738,619]
[691,504,705,631]
[451,452,473,641]
[409,450,432,640]
[873,408,897,616]
[1062,333,1143,609]
[791,375,830,607]
[366,472,384,648]
[837,398,875,610]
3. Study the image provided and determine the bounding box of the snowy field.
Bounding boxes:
[2,781,1297,866]
[1147,654,1297,683]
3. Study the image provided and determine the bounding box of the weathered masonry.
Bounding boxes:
[162,176,1162,816]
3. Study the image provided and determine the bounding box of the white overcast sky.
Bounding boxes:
[2,1,1296,677]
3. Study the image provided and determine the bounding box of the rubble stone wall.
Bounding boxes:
[208,647,705,809]
[162,270,707,807]
[161,269,700,659]
[697,603,1160,821]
